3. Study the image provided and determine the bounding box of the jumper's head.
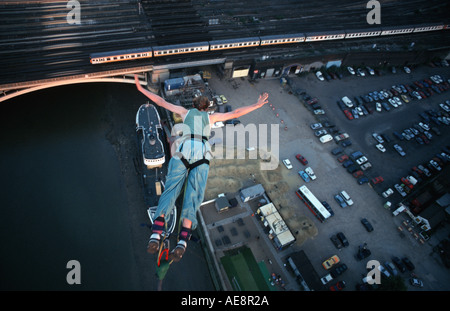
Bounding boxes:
[193,96,210,111]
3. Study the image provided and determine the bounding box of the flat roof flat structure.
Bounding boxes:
[257,203,296,250]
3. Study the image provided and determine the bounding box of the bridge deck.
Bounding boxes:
[0,0,449,88]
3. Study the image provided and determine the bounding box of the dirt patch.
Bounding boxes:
[205,148,318,246]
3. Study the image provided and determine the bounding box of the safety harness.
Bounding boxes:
[177,134,211,171]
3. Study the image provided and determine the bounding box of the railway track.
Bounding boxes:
[0,0,449,86]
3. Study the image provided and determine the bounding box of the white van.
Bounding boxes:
[392,204,406,216]
[406,176,418,185]
[340,190,353,206]
[341,96,353,108]
[360,162,372,171]
[319,134,333,143]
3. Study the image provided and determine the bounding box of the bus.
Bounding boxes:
[295,185,331,222]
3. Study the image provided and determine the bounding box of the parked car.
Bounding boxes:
[344,109,354,120]
[310,123,322,130]
[320,134,333,143]
[346,165,358,174]
[392,256,406,273]
[356,156,368,165]
[350,150,364,160]
[357,176,369,185]
[339,191,353,206]
[334,194,347,208]
[334,133,350,142]
[376,144,386,152]
[382,188,394,198]
[322,255,340,270]
[401,94,410,103]
[341,140,352,147]
[429,159,442,171]
[331,147,343,155]
[410,278,424,287]
[366,67,375,75]
[282,159,293,170]
[337,232,349,247]
[381,101,391,111]
[372,133,384,143]
[315,71,325,81]
[296,154,308,165]
[352,170,364,178]
[384,261,398,276]
[305,167,316,180]
[329,281,346,291]
[394,183,407,197]
[343,160,354,169]
[320,273,333,285]
[314,109,325,115]
[376,102,382,112]
[330,235,343,249]
[299,170,310,182]
[355,244,371,261]
[360,162,372,171]
[402,257,415,271]
[347,66,355,75]
[341,96,353,108]
[371,176,384,185]
[219,94,228,104]
[394,144,406,157]
[338,154,349,163]
[419,122,430,131]
[315,129,327,137]
[330,264,348,278]
[361,218,374,232]
[322,201,334,217]
[213,95,223,105]
[378,264,391,278]
[393,131,404,140]
[357,68,366,77]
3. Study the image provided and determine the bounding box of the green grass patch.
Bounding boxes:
[220,246,272,291]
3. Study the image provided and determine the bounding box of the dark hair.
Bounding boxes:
[193,96,210,111]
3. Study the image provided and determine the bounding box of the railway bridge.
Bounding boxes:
[1,0,450,103]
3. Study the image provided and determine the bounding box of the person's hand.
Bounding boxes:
[257,92,269,107]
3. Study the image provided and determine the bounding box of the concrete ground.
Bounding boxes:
[201,65,450,291]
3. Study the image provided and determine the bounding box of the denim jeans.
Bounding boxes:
[154,139,210,230]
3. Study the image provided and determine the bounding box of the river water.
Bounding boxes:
[0,82,216,291]
[0,83,143,290]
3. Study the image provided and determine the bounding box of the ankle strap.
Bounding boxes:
[179,227,192,241]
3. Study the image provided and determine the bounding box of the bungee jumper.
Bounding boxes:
[135,75,269,262]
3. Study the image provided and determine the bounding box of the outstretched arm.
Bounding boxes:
[134,75,188,118]
[209,93,269,124]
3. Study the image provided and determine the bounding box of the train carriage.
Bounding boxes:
[152,42,210,57]
[413,23,444,33]
[90,47,153,64]
[344,28,382,39]
[209,37,260,51]
[380,25,414,36]
[305,30,346,42]
[260,33,305,46]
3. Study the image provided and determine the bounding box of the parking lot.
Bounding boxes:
[206,63,450,291]
[301,65,450,197]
